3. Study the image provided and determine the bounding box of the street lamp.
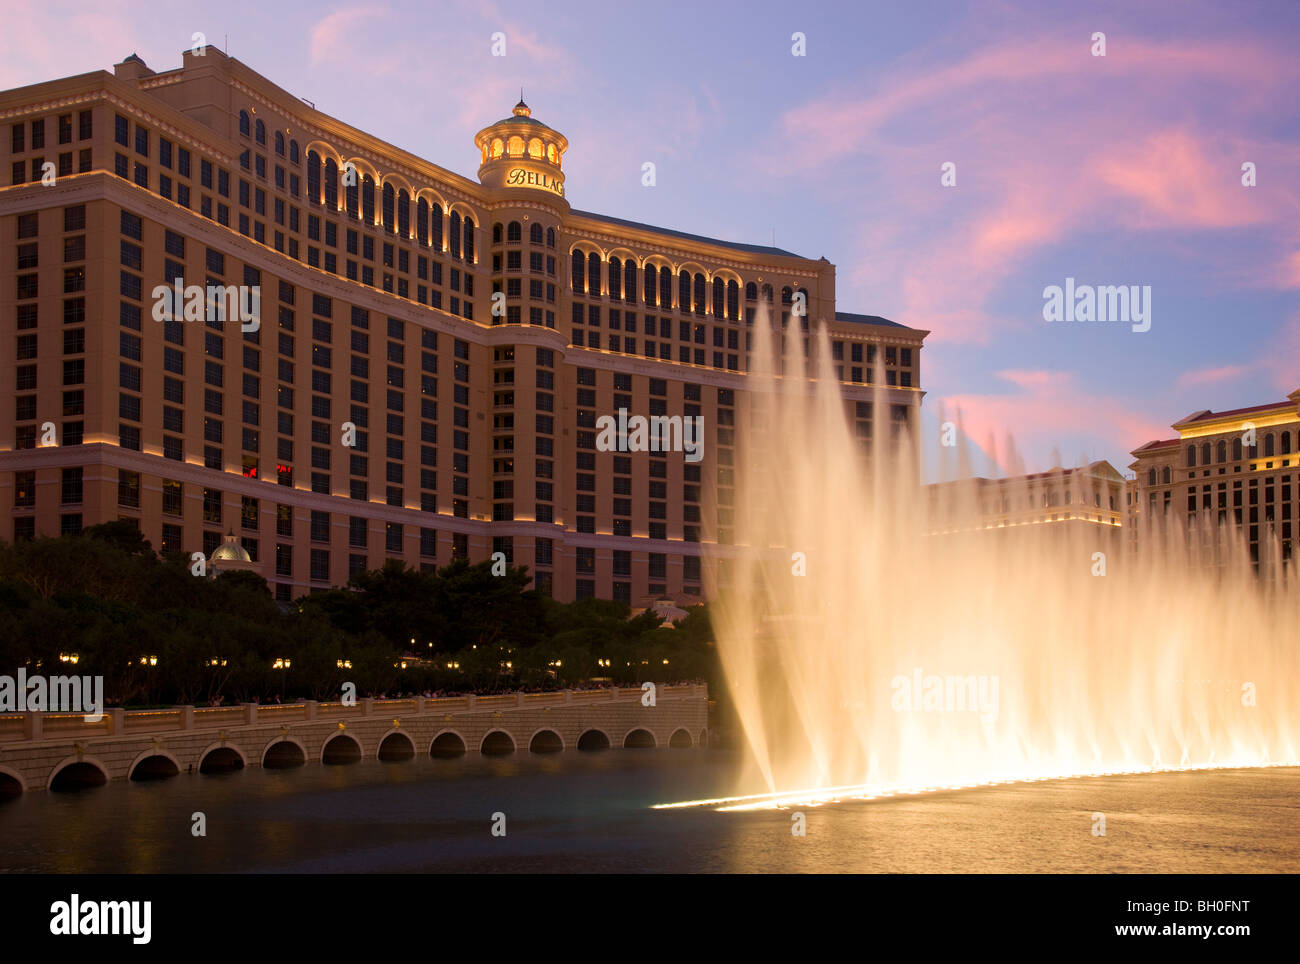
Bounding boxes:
[273,657,291,699]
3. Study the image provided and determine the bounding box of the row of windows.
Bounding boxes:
[9,112,92,154]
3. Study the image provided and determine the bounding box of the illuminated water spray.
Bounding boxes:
[684,309,1299,809]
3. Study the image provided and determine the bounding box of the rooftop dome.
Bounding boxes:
[210,533,251,563]
[475,98,569,195]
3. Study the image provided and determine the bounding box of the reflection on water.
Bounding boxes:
[1,754,1295,873]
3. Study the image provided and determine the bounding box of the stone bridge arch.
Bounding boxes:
[480,729,516,756]
[0,765,26,797]
[528,728,564,753]
[48,755,110,792]
[577,728,611,751]
[377,728,415,761]
[429,729,467,758]
[262,736,307,769]
[321,732,363,765]
[198,742,246,773]
[127,748,182,780]
[623,727,657,749]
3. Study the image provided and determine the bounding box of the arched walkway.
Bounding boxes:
[0,767,25,798]
[528,729,564,753]
[321,733,362,765]
[128,751,181,781]
[429,730,467,759]
[480,730,516,756]
[378,730,415,761]
[668,728,693,749]
[49,758,108,792]
[262,738,307,769]
[198,745,245,774]
[577,729,611,751]
[623,728,657,749]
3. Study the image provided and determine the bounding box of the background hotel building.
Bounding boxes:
[0,48,925,603]
[1128,388,1300,566]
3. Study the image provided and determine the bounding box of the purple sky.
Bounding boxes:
[5,0,1299,478]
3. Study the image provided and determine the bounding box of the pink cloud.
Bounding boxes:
[763,33,1300,345]
[309,6,387,67]
[1176,364,1253,389]
[941,370,1170,473]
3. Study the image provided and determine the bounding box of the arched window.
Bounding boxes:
[643,264,657,305]
[507,135,524,156]
[1233,437,1243,460]
[1201,442,1211,466]
[345,171,359,219]
[530,222,543,244]
[1264,433,1275,457]
[306,151,321,203]
[762,284,773,303]
[745,282,757,301]
[239,110,250,137]
[571,250,584,290]
[1187,445,1196,467]
[274,131,285,157]
[546,143,557,164]
[1283,431,1292,454]
[1217,440,1227,463]
[382,184,395,233]
[1147,468,1156,486]
[493,222,503,244]
[507,221,521,243]
[398,190,411,238]
[289,140,300,165]
[679,271,691,311]
[693,273,706,315]
[255,119,266,145]
[528,137,544,159]
[1162,466,1171,484]
[587,252,601,295]
[450,211,462,260]
[491,138,503,159]
[660,268,672,308]
[430,204,443,251]
[624,260,636,305]
[362,176,375,224]
[463,217,475,261]
[781,286,793,305]
[323,158,339,208]
[727,280,739,319]
[712,278,725,316]
[608,258,622,300]
[417,199,429,245]
[546,227,555,248]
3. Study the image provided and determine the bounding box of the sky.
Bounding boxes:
[3,0,1299,479]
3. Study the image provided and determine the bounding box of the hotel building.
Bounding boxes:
[926,460,1126,544]
[1128,388,1300,565]
[0,48,926,603]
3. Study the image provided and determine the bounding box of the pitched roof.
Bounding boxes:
[833,311,913,331]
[568,209,801,257]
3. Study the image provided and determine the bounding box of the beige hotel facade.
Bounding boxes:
[0,48,926,604]
[1128,388,1300,566]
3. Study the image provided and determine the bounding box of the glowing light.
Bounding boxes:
[702,305,1300,806]
[655,762,1300,811]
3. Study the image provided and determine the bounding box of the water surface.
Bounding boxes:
[1,755,1295,873]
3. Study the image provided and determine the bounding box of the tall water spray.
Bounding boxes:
[705,311,1299,801]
